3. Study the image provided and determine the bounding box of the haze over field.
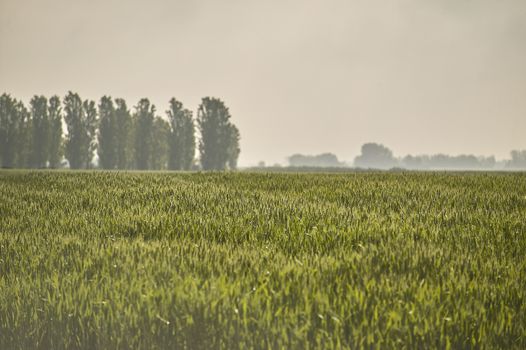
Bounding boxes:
[1,0,525,166]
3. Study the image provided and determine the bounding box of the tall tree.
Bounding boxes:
[64,92,84,169]
[0,94,22,168]
[133,98,155,170]
[15,101,31,168]
[97,96,117,169]
[114,98,132,169]
[197,97,239,170]
[151,116,170,170]
[181,109,196,170]
[64,92,98,169]
[83,99,98,169]
[48,96,63,168]
[29,95,49,168]
[166,98,195,170]
[227,124,240,170]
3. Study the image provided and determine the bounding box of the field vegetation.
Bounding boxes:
[0,171,525,349]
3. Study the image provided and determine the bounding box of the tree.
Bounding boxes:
[0,94,23,168]
[354,143,398,169]
[506,150,526,169]
[197,97,239,170]
[83,100,97,169]
[401,153,497,170]
[166,98,195,170]
[227,124,240,169]
[151,116,170,170]
[64,92,98,169]
[133,98,155,170]
[29,95,49,168]
[15,101,31,168]
[97,96,117,169]
[114,98,132,169]
[401,155,427,170]
[288,153,343,168]
[64,92,84,169]
[48,96,63,168]
[180,109,196,170]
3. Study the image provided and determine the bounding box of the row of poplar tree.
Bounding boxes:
[0,92,240,170]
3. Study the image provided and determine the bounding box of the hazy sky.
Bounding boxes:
[1,0,525,165]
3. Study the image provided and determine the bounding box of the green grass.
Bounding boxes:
[0,171,525,349]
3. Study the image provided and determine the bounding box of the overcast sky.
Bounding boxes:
[1,0,525,165]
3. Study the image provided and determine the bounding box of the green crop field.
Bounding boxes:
[0,171,525,349]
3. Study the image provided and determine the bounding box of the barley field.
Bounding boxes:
[0,171,525,349]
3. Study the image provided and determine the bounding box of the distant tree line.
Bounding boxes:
[354,143,526,170]
[282,143,526,170]
[288,153,345,168]
[0,93,240,170]
[505,150,526,170]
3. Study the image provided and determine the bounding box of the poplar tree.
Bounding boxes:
[29,95,49,168]
[15,101,31,168]
[83,99,98,169]
[197,97,239,170]
[48,96,63,168]
[64,92,84,168]
[97,96,117,169]
[0,94,23,168]
[180,109,196,170]
[64,92,97,169]
[133,98,155,170]
[167,98,195,170]
[114,98,132,169]
[151,116,170,170]
[227,124,240,170]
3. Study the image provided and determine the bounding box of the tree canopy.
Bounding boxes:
[197,97,240,170]
[2,93,238,170]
